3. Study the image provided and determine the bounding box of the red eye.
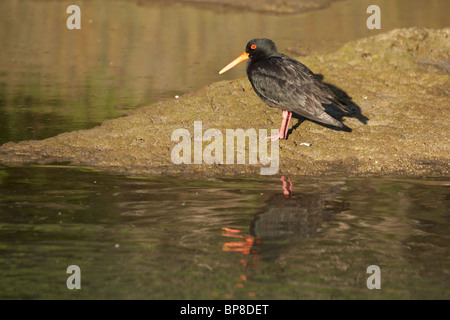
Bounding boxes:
[251,44,257,50]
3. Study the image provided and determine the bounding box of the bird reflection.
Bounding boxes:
[220,177,349,298]
[222,177,349,261]
[250,178,349,263]
[252,180,348,239]
[280,176,293,198]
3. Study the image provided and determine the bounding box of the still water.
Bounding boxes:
[0,165,449,299]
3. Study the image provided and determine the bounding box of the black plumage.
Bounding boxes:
[219,38,351,140]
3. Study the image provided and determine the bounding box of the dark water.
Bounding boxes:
[0,165,448,299]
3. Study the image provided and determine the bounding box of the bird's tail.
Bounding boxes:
[318,111,345,128]
[332,98,351,114]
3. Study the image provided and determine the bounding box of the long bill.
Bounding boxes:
[218,52,249,74]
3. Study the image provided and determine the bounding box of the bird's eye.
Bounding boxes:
[250,44,257,50]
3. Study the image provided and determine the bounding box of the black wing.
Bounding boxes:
[247,55,348,127]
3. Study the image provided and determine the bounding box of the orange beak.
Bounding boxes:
[219,52,249,74]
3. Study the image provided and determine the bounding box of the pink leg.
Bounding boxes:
[283,111,292,138]
[280,176,293,198]
[267,110,292,141]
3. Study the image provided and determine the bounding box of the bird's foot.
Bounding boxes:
[266,133,284,141]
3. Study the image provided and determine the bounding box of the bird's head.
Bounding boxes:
[219,38,278,74]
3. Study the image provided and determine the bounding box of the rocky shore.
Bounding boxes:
[0,28,449,177]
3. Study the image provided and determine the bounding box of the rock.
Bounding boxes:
[0,28,449,177]
[157,0,338,14]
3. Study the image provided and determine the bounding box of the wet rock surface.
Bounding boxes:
[0,27,449,177]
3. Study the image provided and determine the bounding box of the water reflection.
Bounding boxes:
[0,166,449,299]
[221,177,350,296]
[251,179,349,240]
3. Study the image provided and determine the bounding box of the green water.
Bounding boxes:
[0,165,448,299]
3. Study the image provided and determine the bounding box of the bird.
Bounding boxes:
[219,38,351,141]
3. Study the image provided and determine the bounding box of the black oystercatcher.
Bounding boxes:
[219,38,350,141]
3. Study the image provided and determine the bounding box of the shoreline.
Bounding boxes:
[0,27,449,178]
